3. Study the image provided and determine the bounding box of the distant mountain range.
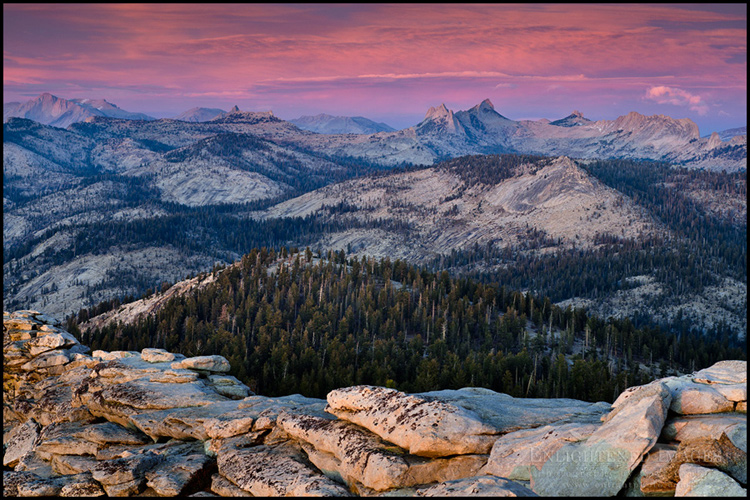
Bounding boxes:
[4,93,746,171]
[173,108,396,135]
[290,114,396,134]
[3,93,154,128]
[712,126,747,142]
[3,98,746,333]
[403,99,746,172]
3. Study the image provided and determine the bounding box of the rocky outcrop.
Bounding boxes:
[416,475,538,496]
[480,421,599,480]
[3,419,41,467]
[278,411,488,491]
[3,310,746,497]
[216,442,352,497]
[630,443,679,496]
[532,381,672,496]
[674,463,747,497]
[693,360,747,385]
[662,413,746,444]
[326,385,500,457]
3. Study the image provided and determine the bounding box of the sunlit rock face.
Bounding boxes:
[3,310,746,497]
[4,93,155,128]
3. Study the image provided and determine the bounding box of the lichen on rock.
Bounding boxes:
[2,310,746,497]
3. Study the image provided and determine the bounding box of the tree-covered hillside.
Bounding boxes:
[427,157,747,335]
[72,248,745,403]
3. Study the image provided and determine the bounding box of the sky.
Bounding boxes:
[3,3,747,134]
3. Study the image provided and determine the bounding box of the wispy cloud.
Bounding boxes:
[2,3,745,131]
[645,86,710,115]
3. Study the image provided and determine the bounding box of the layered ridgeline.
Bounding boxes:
[4,310,747,496]
[5,149,746,337]
[6,94,745,170]
[3,93,154,129]
[3,112,388,319]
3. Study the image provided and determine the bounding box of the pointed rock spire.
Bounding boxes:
[706,131,722,149]
[424,103,450,120]
[229,105,241,113]
[479,98,495,110]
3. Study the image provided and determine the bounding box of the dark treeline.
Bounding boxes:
[430,236,717,313]
[3,209,364,269]
[438,153,552,185]
[71,248,745,404]
[583,159,746,281]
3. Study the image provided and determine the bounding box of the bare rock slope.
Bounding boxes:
[263,155,662,262]
[4,310,746,496]
[4,93,154,129]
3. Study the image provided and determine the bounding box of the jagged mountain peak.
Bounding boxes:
[550,110,591,127]
[418,103,466,136]
[474,98,495,111]
[4,93,154,127]
[229,105,241,113]
[464,98,512,122]
[466,98,496,114]
[424,103,452,120]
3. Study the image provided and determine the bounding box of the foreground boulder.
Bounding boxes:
[3,419,41,467]
[629,443,679,496]
[644,431,747,489]
[3,470,105,497]
[144,441,215,496]
[278,411,487,491]
[74,375,229,428]
[416,475,538,496]
[326,385,500,457]
[415,387,611,433]
[217,442,352,496]
[172,355,231,373]
[90,452,163,496]
[662,413,747,444]
[128,394,328,441]
[692,361,747,385]
[531,381,671,496]
[674,463,746,497]
[481,421,599,481]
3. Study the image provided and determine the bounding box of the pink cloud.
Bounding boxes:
[645,86,709,115]
[2,4,745,132]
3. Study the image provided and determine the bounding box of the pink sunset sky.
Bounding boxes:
[3,3,746,134]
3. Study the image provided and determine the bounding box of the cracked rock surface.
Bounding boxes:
[3,310,746,496]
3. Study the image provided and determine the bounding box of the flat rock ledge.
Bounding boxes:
[3,310,746,496]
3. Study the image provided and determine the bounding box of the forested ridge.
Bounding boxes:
[428,157,747,333]
[71,247,745,403]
